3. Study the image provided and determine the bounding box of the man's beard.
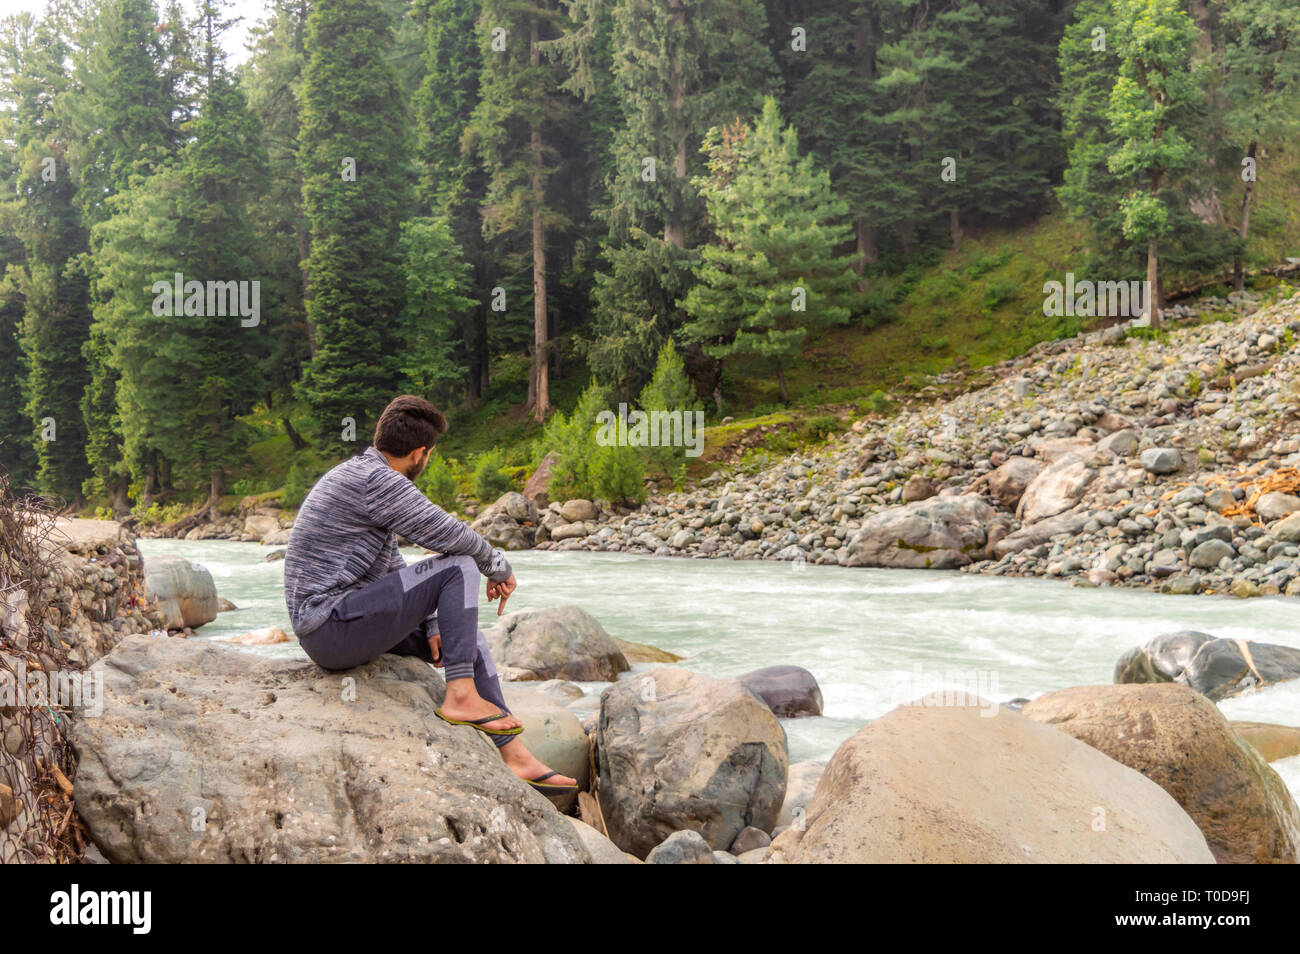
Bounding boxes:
[404,449,431,481]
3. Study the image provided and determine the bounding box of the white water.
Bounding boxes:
[136,538,1300,800]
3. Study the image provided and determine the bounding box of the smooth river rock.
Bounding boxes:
[71,635,592,863]
[596,666,788,859]
[735,665,823,718]
[1114,630,1300,701]
[484,604,629,682]
[842,496,995,569]
[766,696,1215,864]
[142,554,218,630]
[500,685,590,809]
[1021,683,1300,864]
[1233,722,1300,763]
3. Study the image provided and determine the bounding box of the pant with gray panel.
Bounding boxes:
[297,554,514,748]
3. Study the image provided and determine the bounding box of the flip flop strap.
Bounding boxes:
[467,711,511,726]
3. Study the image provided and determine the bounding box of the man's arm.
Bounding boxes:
[366,468,512,581]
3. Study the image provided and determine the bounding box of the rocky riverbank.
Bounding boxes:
[1,513,167,862]
[144,291,1300,604]
[511,291,1300,600]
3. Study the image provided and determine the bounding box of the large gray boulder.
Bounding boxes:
[841,496,994,569]
[596,667,788,859]
[485,605,629,682]
[70,635,592,863]
[470,493,536,551]
[1114,631,1300,701]
[142,554,218,630]
[767,696,1215,863]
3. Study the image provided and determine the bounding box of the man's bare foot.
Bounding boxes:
[440,680,522,733]
[499,738,577,787]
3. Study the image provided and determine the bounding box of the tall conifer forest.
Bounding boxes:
[0,0,1297,516]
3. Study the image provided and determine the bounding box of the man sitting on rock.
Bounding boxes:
[283,394,576,794]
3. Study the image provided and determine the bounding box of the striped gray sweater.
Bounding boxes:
[283,445,512,637]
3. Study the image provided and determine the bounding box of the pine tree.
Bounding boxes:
[242,0,314,418]
[1220,0,1300,290]
[398,216,476,402]
[412,0,494,403]
[467,0,576,422]
[0,7,88,499]
[680,97,856,405]
[579,0,778,398]
[297,0,410,454]
[61,0,189,510]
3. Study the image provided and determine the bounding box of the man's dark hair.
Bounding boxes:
[373,395,448,457]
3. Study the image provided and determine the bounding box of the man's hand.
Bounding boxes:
[486,573,516,616]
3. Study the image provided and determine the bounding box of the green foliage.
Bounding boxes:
[680,97,857,402]
[281,456,328,510]
[472,448,512,502]
[130,500,191,527]
[636,339,700,475]
[297,0,410,455]
[399,216,476,401]
[534,380,644,503]
[415,450,461,512]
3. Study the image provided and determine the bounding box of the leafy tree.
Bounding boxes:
[680,97,857,404]
[1105,0,1200,327]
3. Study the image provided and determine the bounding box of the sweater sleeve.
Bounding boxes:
[365,468,513,582]
[386,536,406,575]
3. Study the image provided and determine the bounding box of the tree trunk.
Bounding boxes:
[109,474,129,518]
[1147,237,1161,329]
[530,17,550,422]
[208,468,225,510]
[142,452,158,508]
[855,219,877,273]
[664,0,686,250]
[282,417,307,451]
[1235,141,1257,293]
